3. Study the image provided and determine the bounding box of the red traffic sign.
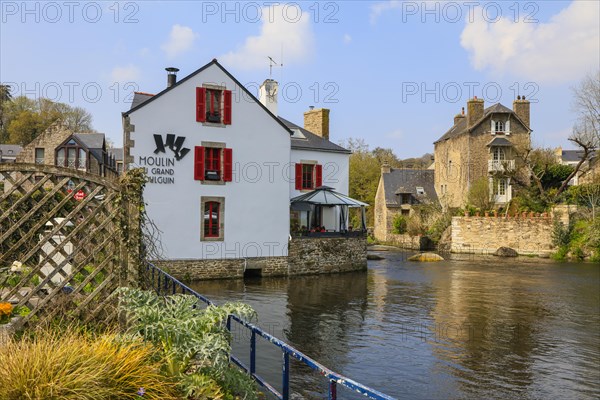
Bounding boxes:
[73,190,86,201]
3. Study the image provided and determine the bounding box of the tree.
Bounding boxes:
[556,71,600,197]
[1,96,95,145]
[341,138,381,226]
[372,147,400,167]
[0,84,13,142]
[467,177,492,211]
[6,110,47,145]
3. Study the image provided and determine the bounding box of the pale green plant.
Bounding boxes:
[117,287,258,399]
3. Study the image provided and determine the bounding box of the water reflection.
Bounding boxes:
[190,253,600,400]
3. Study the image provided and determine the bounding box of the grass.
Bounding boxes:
[0,325,178,400]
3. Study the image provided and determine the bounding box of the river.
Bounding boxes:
[190,251,600,399]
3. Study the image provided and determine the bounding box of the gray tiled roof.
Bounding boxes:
[130,92,154,110]
[109,148,124,161]
[382,169,437,206]
[561,149,594,163]
[0,144,23,156]
[435,103,523,144]
[74,133,105,149]
[487,137,513,147]
[278,117,351,154]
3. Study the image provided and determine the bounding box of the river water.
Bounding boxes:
[190,251,600,399]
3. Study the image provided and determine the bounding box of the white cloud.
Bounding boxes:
[461,1,600,83]
[370,1,401,24]
[161,24,198,59]
[343,34,352,44]
[221,4,315,70]
[110,64,140,82]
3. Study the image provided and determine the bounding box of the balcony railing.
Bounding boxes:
[488,159,515,172]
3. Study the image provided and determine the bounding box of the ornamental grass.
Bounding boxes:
[0,325,178,400]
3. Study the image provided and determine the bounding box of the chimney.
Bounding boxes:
[166,67,179,88]
[303,107,330,140]
[381,163,391,174]
[259,79,278,116]
[513,95,530,128]
[467,96,484,129]
[454,107,466,125]
[554,146,563,163]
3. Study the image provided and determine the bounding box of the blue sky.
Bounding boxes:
[1,1,598,157]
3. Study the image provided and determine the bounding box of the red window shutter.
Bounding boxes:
[223,148,233,182]
[194,146,205,180]
[315,164,323,187]
[196,87,206,122]
[223,90,232,125]
[295,163,302,190]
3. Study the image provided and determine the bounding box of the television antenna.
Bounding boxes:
[268,56,283,78]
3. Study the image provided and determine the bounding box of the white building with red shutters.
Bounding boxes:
[123,59,351,267]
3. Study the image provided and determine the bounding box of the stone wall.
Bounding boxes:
[288,237,367,275]
[450,215,554,256]
[384,233,433,250]
[156,237,367,281]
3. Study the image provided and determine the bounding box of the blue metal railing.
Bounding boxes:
[142,262,396,400]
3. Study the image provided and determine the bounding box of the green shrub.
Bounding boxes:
[551,221,571,248]
[118,288,259,399]
[392,214,407,234]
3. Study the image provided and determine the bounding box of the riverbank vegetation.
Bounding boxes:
[0,288,260,400]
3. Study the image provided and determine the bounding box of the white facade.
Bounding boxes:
[125,60,351,261]
[126,62,291,260]
[290,148,350,231]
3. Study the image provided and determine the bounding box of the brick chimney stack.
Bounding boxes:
[381,163,391,174]
[513,95,531,128]
[467,96,484,129]
[303,107,330,140]
[454,107,466,125]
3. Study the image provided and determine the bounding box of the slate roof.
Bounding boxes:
[561,149,593,163]
[487,137,513,147]
[123,59,293,135]
[382,169,437,207]
[434,102,528,144]
[109,148,124,161]
[278,117,350,154]
[130,92,154,110]
[70,133,106,164]
[0,144,23,157]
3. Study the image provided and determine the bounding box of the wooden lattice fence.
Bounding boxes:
[0,164,143,326]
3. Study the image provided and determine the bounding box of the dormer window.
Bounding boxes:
[196,86,232,125]
[495,121,505,133]
[491,118,510,135]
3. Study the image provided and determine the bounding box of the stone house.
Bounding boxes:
[555,146,597,185]
[434,96,531,209]
[15,121,118,178]
[373,166,437,242]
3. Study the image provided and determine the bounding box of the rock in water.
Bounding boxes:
[408,252,444,262]
[367,254,385,260]
[494,247,518,257]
